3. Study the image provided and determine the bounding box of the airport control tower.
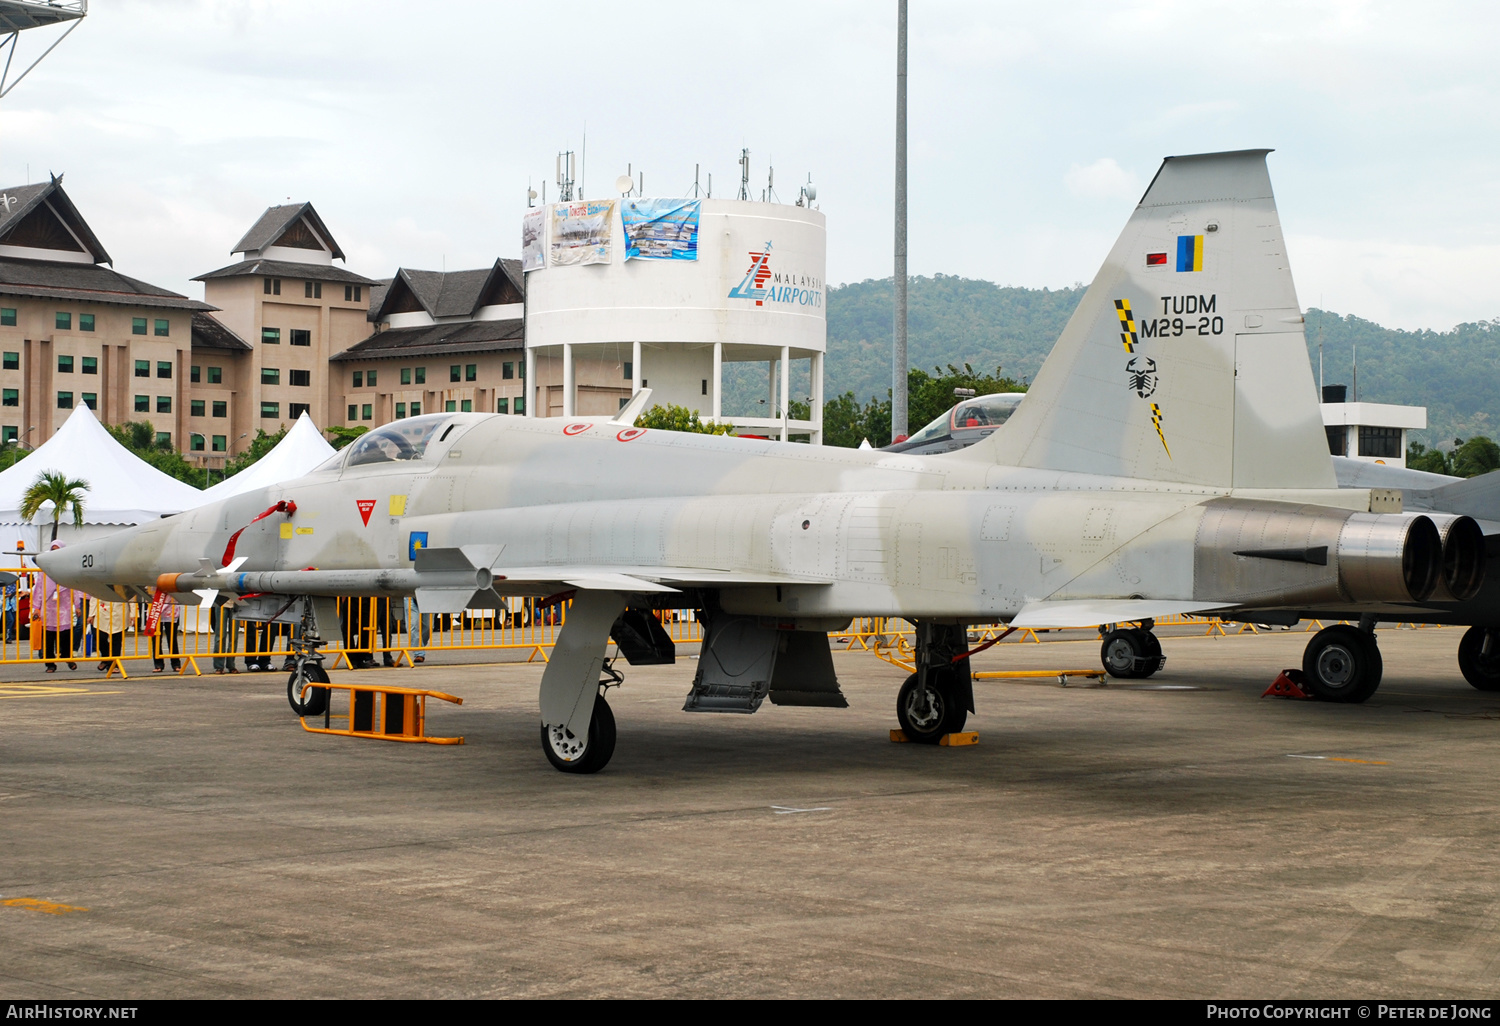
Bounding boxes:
[522,188,827,442]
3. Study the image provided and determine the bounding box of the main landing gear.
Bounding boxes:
[1099,621,1164,679]
[1300,620,1383,703]
[895,623,975,744]
[541,660,622,774]
[1457,626,1500,692]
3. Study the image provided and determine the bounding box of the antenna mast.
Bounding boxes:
[556,151,575,202]
[737,148,750,201]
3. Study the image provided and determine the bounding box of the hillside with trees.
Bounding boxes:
[816,275,1500,460]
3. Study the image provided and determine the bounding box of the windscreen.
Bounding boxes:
[905,408,956,446]
[343,415,450,467]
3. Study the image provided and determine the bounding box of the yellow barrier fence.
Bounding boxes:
[0,565,1453,680]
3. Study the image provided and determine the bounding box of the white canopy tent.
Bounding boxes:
[196,412,335,505]
[0,406,204,551]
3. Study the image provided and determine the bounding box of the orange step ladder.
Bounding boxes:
[298,681,464,745]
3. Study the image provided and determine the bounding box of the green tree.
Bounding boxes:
[1451,436,1500,478]
[820,392,892,448]
[106,421,204,487]
[635,404,734,435]
[326,425,369,450]
[20,470,89,542]
[1406,441,1450,475]
[223,427,287,478]
[0,441,28,472]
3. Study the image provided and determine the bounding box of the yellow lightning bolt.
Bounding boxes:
[1150,402,1170,457]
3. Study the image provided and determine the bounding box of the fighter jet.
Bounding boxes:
[39,149,1485,773]
[892,383,1500,689]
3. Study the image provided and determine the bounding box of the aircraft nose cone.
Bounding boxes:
[35,544,84,587]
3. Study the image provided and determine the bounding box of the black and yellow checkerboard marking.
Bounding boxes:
[1114,299,1138,352]
[1150,402,1170,457]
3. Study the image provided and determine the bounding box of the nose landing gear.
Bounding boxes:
[284,598,332,716]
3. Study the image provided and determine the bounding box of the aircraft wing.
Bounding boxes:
[492,565,830,592]
[1010,598,1229,629]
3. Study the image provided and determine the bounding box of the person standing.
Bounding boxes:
[211,599,240,674]
[243,618,270,671]
[38,541,82,672]
[3,578,16,645]
[406,596,430,665]
[152,592,182,673]
[92,592,131,671]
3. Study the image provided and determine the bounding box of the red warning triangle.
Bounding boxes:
[356,499,376,526]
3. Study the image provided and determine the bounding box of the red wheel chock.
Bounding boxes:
[1263,669,1312,699]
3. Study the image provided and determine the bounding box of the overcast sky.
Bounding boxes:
[3,0,1498,331]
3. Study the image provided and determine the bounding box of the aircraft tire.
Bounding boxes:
[1100,629,1146,679]
[1457,626,1500,691]
[1135,630,1164,679]
[287,662,330,717]
[896,670,967,744]
[541,692,617,773]
[1302,625,1383,703]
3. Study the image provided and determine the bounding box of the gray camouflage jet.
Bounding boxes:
[39,149,1485,773]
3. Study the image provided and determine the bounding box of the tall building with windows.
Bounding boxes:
[190,203,376,456]
[0,175,212,450]
[329,260,531,422]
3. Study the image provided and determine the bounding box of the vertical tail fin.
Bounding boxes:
[980,149,1334,490]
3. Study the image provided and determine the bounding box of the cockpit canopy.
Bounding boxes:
[316,414,451,472]
[905,393,1026,446]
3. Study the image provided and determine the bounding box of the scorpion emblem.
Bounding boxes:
[1126,356,1158,399]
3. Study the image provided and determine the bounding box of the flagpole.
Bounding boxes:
[892,0,909,441]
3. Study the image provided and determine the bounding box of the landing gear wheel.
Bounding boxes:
[896,670,968,744]
[1101,628,1162,679]
[1136,630,1163,679]
[287,662,330,717]
[1457,626,1500,692]
[541,692,617,774]
[1302,625,1383,703]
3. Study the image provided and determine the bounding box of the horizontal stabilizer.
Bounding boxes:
[1011,598,1227,629]
[1430,471,1500,522]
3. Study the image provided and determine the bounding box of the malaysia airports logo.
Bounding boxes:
[727,241,824,309]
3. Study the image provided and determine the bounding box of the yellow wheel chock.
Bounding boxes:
[889,729,979,746]
[298,681,464,745]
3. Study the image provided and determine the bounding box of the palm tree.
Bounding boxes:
[20,470,89,543]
